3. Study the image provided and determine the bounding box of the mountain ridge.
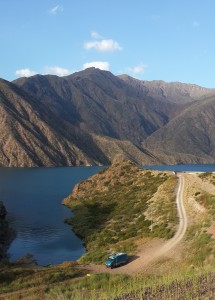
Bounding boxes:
[143,94,215,164]
[0,68,214,167]
[118,74,215,104]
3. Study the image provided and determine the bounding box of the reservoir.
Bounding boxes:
[0,166,104,265]
[1,164,215,265]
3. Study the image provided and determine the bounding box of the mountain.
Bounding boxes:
[0,77,109,167]
[119,75,215,104]
[0,68,214,167]
[143,95,215,164]
[13,68,181,145]
[0,69,173,167]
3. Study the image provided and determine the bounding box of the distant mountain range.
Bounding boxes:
[0,67,215,167]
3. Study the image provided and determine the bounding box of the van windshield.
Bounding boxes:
[108,257,115,261]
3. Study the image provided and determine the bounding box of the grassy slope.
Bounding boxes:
[0,261,86,295]
[184,172,215,267]
[64,161,178,263]
[47,269,215,300]
[1,168,215,299]
[1,264,215,299]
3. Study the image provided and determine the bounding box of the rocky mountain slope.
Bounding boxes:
[13,68,180,145]
[0,78,109,167]
[119,75,215,104]
[0,68,215,166]
[143,95,215,164]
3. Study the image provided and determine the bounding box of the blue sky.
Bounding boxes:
[1,0,215,87]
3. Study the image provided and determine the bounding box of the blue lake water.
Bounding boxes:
[0,166,104,265]
[1,164,215,266]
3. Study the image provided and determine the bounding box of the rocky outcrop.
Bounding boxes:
[0,201,7,219]
[0,202,15,261]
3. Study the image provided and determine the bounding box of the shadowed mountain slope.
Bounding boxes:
[1,68,176,167]
[0,68,214,166]
[143,95,215,164]
[0,78,110,166]
[14,68,181,145]
[119,75,215,104]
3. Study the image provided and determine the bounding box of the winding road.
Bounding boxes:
[87,173,188,274]
[157,173,187,256]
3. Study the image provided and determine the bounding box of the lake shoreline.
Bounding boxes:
[1,164,215,266]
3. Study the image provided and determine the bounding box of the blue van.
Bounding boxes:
[105,253,127,268]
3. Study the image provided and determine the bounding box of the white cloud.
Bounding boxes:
[84,39,122,52]
[193,21,200,28]
[49,5,63,15]
[91,31,103,39]
[127,64,146,75]
[44,66,70,76]
[15,68,36,77]
[83,61,110,71]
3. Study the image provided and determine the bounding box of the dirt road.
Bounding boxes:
[152,173,187,256]
[87,173,188,274]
